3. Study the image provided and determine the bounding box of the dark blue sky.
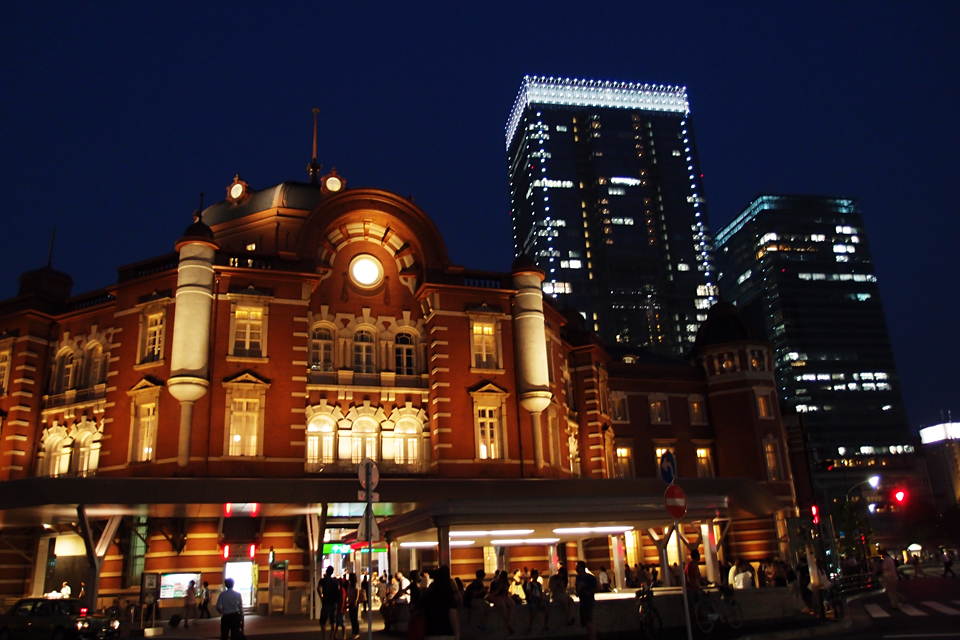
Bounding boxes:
[1,2,957,430]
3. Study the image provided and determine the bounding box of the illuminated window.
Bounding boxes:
[688,396,706,424]
[649,396,670,424]
[306,416,336,472]
[756,391,774,419]
[135,403,158,462]
[394,332,417,376]
[309,326,335,371]
[615,445,634,478]
[73,424,101,477]
[232,306,264,357]
[229,395,260,457]
[55,350,76,393]
[477,407,501,460]
[470,320,500,370]
[763,436,784,481]
[343,417,378,464]
[39,431,72,477]
[353,329,377,373]
[393,419,422,467]
[696,448,714,478]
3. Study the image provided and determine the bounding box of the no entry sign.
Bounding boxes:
[664,484,687,520]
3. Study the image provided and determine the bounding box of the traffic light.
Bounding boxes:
[893,489,907,504]
[811,505,819,525]
[248,543,257,559]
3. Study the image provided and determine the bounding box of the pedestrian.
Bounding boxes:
[524,569,549,631]
[509,569,525,602]
[880,549,902,609]
[548,567,574,626]
[910,555,924,578]
[485,572,515,634]
[597,566,611,592]
[317,566,342,640]
[199,581,212,618]
[60,582,71,597]
[346,573,361,640]
[216,577,244,640]
[943,550,957,578]
[183,580,197,628]
[334,577,348,640]
[684,550,704,610]
[574,561,598,640]
[463,569,488,627]
[422,565,459,640]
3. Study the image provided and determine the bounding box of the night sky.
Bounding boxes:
[2,2,957,430]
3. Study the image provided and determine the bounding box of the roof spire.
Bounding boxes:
[308,107,322,184]
[46,227,56,267]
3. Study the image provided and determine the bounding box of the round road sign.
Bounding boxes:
[359,458,379,490]
[664,484,687,519]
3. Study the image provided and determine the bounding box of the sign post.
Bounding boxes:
[663,481,692,640]
[359,459,379,640]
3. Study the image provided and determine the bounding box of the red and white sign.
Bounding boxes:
[664,484,687,520]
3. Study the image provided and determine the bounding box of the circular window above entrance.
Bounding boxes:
[349,254,384,288]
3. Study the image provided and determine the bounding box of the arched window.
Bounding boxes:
[310,326,335,371]
[353,329,376,374]
[73,430,101,477]
[55,350,76,393]
[43,436,72,477]
[306,415,336,472]
[83,343,105,388]
[393,418,422,467]
[344,417,378,463]
[394,332,416,376]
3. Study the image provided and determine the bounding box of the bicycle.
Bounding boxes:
[636,585,662,640]
[693,585,743,634]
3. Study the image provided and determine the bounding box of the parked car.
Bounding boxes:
[0,598,120,640]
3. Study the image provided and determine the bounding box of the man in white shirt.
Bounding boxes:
[216,578,245,640]
[880,550,902,609]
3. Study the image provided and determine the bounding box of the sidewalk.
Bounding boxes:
[124,613,393,640]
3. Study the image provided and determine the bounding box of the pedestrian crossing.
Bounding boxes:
[864,600,960,618]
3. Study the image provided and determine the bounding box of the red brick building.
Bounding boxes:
[0,167,795,612]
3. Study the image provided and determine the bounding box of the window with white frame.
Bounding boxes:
[470,319,499,370]
[477,407,502,460]
[610,391,629,422]
[306,415,336,471]
[73,425,101,477]
[233,306,264,357]
[309,326,335,371]
[393,418,421,466]
[696,447,714,478]
[0,345,10,395]
[38,428,72,477]
[547,408,562,467]
[394,332,416,376]
[345,417,378,463]
[649,395,670,423]
[223,374,269,457]
[128,380,161,463]
[135,403,158,462]
[756,390,774,419]
[353,329,377,373]
[615,443,634,478]
[54,349,76,393]
[83,343,106,388]
[140,310,166,364]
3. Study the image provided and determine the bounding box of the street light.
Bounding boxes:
[846,475,881,497]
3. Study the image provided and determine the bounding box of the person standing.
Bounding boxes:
[574,561,598,640]
[422,566,459,640]
[524,569,549,631]
[880,550,902,609]
[60,582,72,597]
[199,582,212,618]
[317,566,342,640]
[346,573,361,640]
[216,578,244,640]
[943,550,957,578]
[183,580,197,628]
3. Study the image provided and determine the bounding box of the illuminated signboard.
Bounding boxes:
[159,573,201,599]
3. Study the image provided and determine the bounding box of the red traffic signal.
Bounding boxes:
[811,505,819,525]
[894,489,906,504]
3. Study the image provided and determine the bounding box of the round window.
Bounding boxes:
[349,254,384,288]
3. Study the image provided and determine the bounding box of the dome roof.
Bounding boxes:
[181,217,214,240]
[688,301,759,357]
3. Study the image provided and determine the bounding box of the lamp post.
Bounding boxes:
[845,475,880,571]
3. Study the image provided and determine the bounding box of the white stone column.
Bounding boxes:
[511,261,551,470]
[167,237,217,467]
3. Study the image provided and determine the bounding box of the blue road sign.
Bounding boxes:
[659,450,677,485]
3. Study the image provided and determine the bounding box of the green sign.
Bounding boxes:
[323,543,352,554]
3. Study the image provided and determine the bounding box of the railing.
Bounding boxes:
[69,293,116,311]
[43,385,107,409]
[305,459,428,475]
[306,370,427,388]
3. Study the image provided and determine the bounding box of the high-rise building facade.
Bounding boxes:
[715,195,915,500]
[506,76,716,355]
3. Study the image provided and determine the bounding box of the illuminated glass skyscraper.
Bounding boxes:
[506,76,716,355]
[715,195,913,480]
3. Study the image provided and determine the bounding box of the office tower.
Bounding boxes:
[715,195,914,494]
[506,76,717,355]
